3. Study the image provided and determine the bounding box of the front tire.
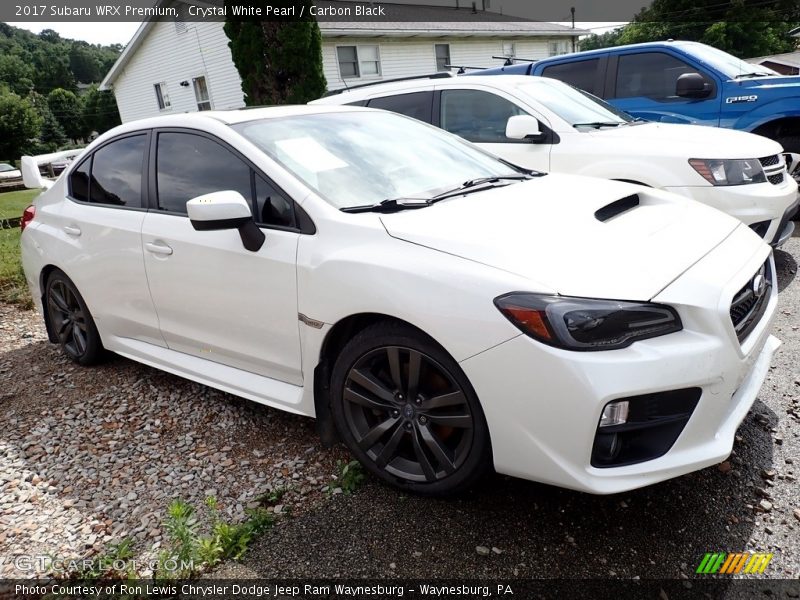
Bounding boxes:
[330,322,492,496]
[45,271,104,365]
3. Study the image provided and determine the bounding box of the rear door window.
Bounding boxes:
[367,92,434,123]
[70,135,146,207]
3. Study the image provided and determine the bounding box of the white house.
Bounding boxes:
[100,1,585,123]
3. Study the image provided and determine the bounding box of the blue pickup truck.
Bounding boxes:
[476,41,800,165]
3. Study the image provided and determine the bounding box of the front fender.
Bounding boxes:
[732,96,800,132]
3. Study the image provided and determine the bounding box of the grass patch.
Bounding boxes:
[0,188,39,220]
[0,189,39,307]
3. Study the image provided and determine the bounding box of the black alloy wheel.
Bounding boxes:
[45,271,103,365]
[331,323,491,496]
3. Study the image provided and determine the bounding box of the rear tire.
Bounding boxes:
[45,271,104,366]
[330,322,492,496]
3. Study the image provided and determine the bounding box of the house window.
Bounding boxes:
[193,76,211,111]
[549,40,569,57]
[502,42,516,58]
[336,45,381,79]
[435,44,451,71]
[154,82,171,110]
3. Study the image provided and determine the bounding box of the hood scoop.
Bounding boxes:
[594,194,639,222]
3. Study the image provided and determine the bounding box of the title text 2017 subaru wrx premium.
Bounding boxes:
[20,106,779,495]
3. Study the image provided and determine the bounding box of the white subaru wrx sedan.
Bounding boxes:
[20,106,779,496]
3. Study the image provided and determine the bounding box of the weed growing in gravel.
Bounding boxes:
[68,538,136,580]
[333,459,365,495]
[156,496,275,578]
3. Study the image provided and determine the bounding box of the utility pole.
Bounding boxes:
[571,7,576,52]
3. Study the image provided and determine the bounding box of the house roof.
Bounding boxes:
[100,0,587,90]
[746,51,800,69]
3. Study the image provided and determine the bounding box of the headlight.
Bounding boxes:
[689,158,766,186]
[494,293,682,351]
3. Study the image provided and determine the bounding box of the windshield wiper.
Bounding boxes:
[340,197,432,214]
[734,72,772,79]
[429,173,534,203]
[573,122,624,129]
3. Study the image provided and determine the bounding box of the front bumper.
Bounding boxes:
[663,178,797,247]
[461,226,779,494]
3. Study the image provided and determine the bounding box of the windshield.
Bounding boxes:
[233,111,518,209]
[517,79,633,127]
[0,164,15,172]
[686,43,779,78]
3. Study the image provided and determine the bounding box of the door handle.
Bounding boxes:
[145,241,173,256]
[63,225,81,236]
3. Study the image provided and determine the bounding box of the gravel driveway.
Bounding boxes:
[1,236,798,580]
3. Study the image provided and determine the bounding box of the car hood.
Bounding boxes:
[380,174,741,301]
[585,122,781,159]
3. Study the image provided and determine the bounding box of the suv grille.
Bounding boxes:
[730,259,772,342]
[759,155,787,185]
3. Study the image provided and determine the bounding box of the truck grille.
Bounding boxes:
[729,259,772,343]
[759,155,787,185]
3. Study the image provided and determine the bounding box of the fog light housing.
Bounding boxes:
[599,400,629,428]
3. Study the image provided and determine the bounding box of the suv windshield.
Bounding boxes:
[517,79,632,127]
[685,43,779,78]
[233,111,519,209]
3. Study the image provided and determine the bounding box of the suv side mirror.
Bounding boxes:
[675,73,711,98]
[506,115,544,141]
[187,190,265,252]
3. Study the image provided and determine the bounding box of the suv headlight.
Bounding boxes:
[494,293,682,351]
[689,158,766,186]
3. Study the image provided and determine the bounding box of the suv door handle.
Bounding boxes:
[63,225,81,236]
[145,241,173,256]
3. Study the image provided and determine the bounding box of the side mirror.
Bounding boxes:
[505,115,544,141]
[675,73,711,98]
[187,190,265,252]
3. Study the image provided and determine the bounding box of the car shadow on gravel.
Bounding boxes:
[221,401,777,580]
[774,247,797,293]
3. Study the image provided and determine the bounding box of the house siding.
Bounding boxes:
[323,37,565,90]
[112,20,245,123]
[111,21,574,122]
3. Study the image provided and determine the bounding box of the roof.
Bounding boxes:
[746,52,800,69]
[100,0,587,90]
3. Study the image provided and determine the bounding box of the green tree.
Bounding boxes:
[0,54,35,95]
[578,0,799,58]
[47,88,85,141]
[224,1,327,105]
[69,43,102,83]
[38,108,68,152]
[82,84,121,134]
[0,91,42,161]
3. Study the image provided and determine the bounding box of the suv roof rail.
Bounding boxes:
[491,55,538,66]
[446,64,487,74]
[322,72,455,97]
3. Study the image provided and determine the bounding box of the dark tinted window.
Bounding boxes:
[541,59,600,94]
[69,157,91,202]
[156,132,251,214]
[367,92,433,123]
[255,175,294,228]
[440,89,529,143]
[87,135,146,207]
[615,52,701,100]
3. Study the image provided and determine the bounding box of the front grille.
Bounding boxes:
[760,155,787,185]
[729,259,772,343]
[768,172,785,185]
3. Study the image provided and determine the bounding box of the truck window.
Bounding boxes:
[614,52,706,100]
[540,59,600,95]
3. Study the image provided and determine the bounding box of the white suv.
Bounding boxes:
[313,74,798,247]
